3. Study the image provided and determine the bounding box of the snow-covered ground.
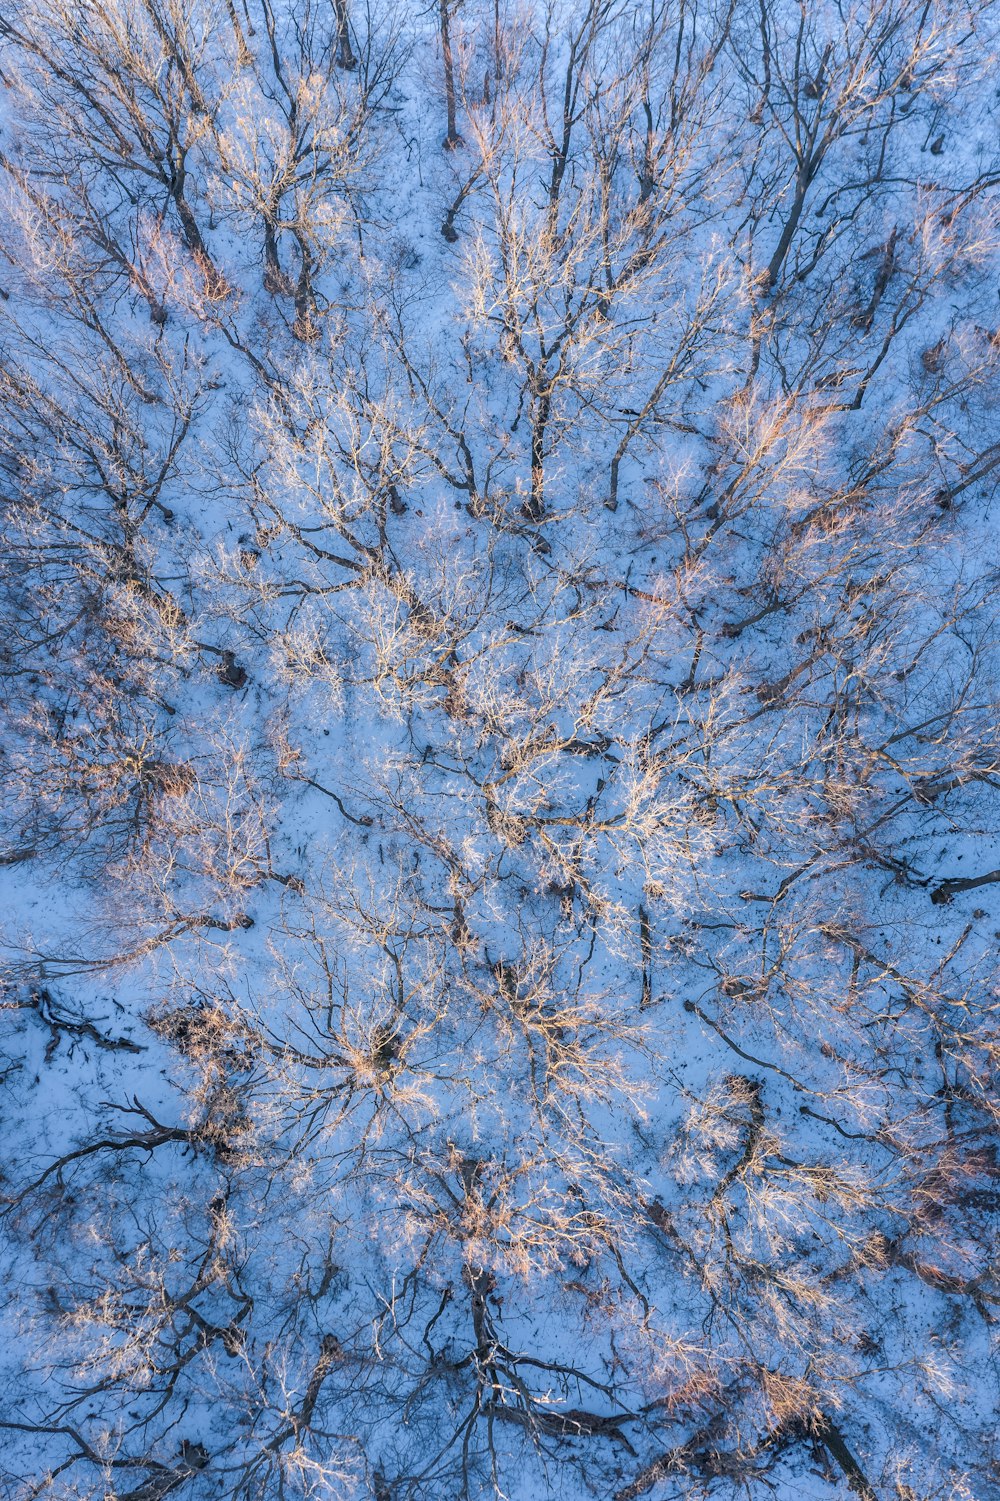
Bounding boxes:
[1,2,999,1498]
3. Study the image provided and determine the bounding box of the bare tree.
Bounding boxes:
[2,2,1000,1499]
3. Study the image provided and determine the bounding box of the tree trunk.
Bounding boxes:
[262,213,285,293]
[526,389,550,521]
[292,237,319,341]
[440,0,461,148]
[334,0,356,70]
[167,151,228,297]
